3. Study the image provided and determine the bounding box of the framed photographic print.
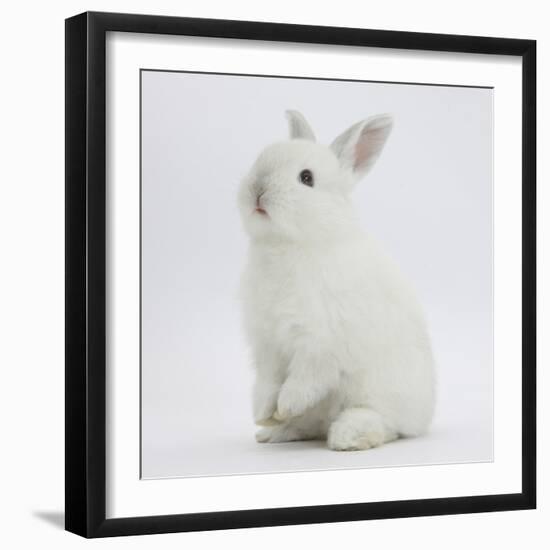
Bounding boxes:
[65,11,536,538]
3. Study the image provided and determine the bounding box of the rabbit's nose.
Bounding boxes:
[253,178,268,194]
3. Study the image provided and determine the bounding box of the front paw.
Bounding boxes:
[253,391,278,426]
[275,383,311,422]
[254,403,280,427]
[255,415,282,427]
[255,424,304,444]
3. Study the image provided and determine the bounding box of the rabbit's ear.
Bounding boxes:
[331,114,393,178]
[286,110,316,141]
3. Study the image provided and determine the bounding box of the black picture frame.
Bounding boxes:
[65,11,536,538]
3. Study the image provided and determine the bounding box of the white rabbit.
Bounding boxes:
[238,110,435,451]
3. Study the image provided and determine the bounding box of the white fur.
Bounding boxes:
[238,111,435,451]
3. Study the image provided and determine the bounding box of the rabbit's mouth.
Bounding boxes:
[255,192,268,216]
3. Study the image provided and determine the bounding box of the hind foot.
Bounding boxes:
[327,408,397,451]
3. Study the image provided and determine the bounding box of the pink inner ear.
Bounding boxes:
[354,126,388,171]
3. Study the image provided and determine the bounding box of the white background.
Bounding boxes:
[141,71,493,478]
[0,1,546,549]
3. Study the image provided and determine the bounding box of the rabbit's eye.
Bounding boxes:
[299,169,314,187]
